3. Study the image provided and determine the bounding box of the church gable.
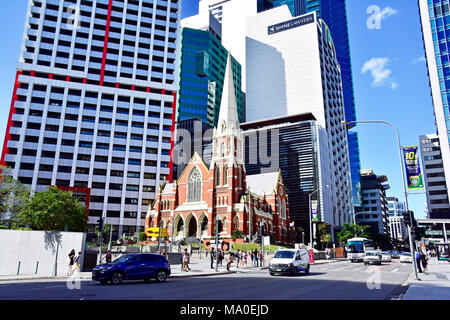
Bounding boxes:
[177,152,210,185]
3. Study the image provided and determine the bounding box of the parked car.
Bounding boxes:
[269,249,310,276]
[400,252,412,263]
[92,253,171,285]
[363,251,382,265]
[380,251,392,262]
[391,250,400,259]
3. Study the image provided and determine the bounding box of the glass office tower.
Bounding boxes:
[177,27,243,127]
[419,0,450,215]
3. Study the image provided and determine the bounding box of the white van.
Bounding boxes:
[269,249,311,276]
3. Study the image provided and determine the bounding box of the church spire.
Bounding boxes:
[217,52,239,134]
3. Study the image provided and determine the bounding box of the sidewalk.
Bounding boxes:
[401,258,450,300]
[0,257,342,282]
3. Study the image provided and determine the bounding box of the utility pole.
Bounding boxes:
[158,220,162,254]
[97,216,104,265]
[215,215,219,272]
[260,222,264,267]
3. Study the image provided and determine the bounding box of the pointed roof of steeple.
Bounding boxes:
[217,53,239,131]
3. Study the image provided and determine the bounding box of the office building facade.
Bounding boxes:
[419,0,450,214]
[386,196,408,244]
[358,169,390,236]
[246,9,354,227]
[241,113,336,242]
[177,27,243,127]
[1,0,180,238]
[419,134,450,218]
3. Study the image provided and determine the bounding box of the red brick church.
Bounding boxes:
[145,54,294,249]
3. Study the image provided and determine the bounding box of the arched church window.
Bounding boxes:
[215,166,221,186]
[220,142,226,157]
[187,167,202,202]
[223,165,228,185]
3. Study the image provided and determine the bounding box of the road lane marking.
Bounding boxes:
[392,268,399,273]
[354,267,364,271]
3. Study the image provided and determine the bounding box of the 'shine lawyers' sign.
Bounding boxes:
[268,14,315,35]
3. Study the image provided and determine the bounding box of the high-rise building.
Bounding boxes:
[418,0,450,216]
[1,0,180,238]
[358,169,390,236]
[246,9,354,226]
[241,113,337,242]
[419,134,450,218]
[387,197,406,217]
[176,27,243,127]
[258,0,361,213]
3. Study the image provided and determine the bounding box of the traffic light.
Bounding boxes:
[402,210,411,226]
[98,216,104,233]
[217,220,223,234]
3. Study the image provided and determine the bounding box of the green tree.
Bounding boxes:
[337,223,370,245]
[18,186,87,232]
[0,167,31,226]
[317,223,332,250]
[231,229,244,241]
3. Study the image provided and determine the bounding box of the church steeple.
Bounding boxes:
[217,53,239,135]
[210,52,244,169]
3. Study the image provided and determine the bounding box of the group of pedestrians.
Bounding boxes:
[209,248,264,270]
[415,248,430,275]
[67,249,82,276]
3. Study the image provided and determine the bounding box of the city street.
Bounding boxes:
[0,260,412,300]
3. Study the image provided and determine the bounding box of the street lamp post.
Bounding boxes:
[309,185,329,249]
[341,120,419,280]
[215,215,219,272]
[309,189,320,249]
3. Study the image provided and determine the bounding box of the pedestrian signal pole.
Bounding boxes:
[215,215,219,272]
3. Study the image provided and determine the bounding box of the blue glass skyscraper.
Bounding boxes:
[418,0,450,217]
[177,28,243,127]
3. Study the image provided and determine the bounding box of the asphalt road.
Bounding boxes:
[0,260,412,300]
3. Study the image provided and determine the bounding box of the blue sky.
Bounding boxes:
[0,0,435,219]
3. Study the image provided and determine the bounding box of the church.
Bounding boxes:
[146,54,295,249]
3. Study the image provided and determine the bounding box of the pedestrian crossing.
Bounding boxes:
[312,260,410,274]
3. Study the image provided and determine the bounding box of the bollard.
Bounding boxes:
[35,261,39,274]
[17,261,21,275]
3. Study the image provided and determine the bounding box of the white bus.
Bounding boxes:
[346,237,375,262]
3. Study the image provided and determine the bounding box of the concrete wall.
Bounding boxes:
[0,230,86,276]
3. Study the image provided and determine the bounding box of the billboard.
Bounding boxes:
[436,243,450,261]
[311,200,319,222]
[402,146,424,190]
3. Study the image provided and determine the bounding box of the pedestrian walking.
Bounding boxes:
[236,250,240,268]
[244,251,248,267]
[415,250,423,273]
[186,250,191,271]
[218,250,224,266]
[181,249,188,272]
[67,249,75,276]
[210,248,215,269]
[420,251,429,274]
[101,250,112,263]
[72,251,82,275]
[226,252,233,272]
[254,249,259,267]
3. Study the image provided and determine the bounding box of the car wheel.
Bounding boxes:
[111,272,124,285]
[99,280,108,285]
[155,270,168,282]
[269,272,275,276]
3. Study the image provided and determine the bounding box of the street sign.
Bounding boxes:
[311,200,319,222]
[145,227,169,238]
[402,146,424,190]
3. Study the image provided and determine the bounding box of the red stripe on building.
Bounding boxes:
[168,92,177,183]
[1,71,22,166]
[100,0,113,86]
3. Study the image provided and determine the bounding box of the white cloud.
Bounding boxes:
[362,57,399,90]
[412,56,426,64]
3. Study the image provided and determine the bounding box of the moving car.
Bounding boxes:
[269,249,310,276]
[363,251,382,265]
[92,253,171,285]
[380,251,392,262]
[391,250,400,259]
[400,252,412,263]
